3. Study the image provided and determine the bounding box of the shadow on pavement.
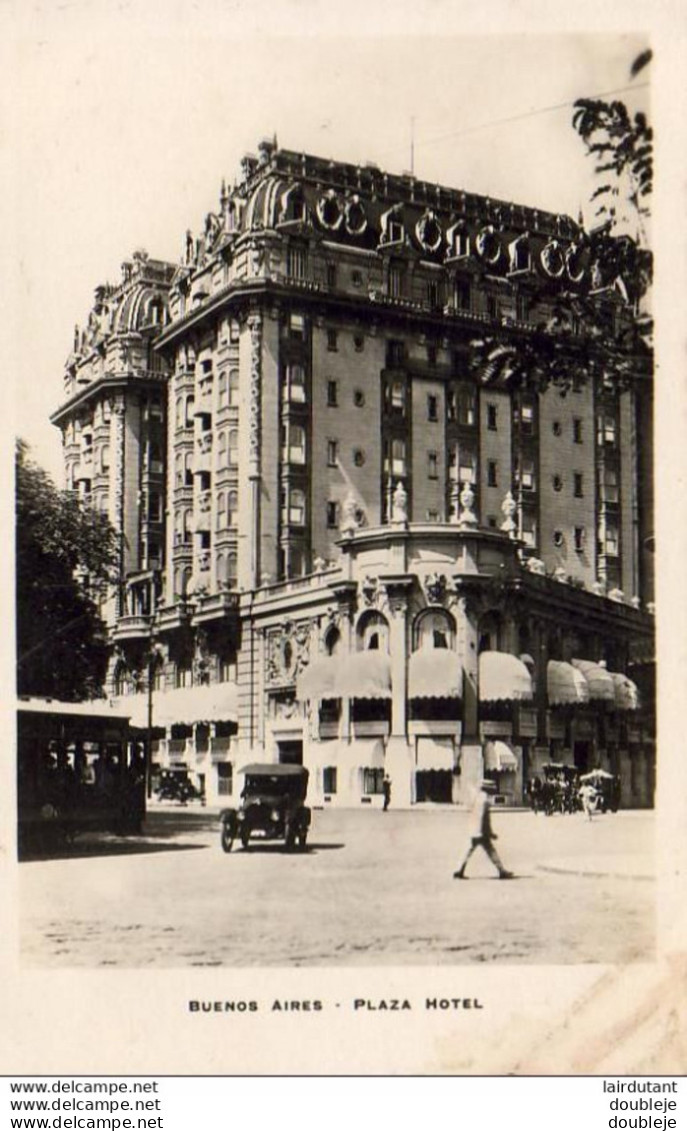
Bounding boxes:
[19,839,210,863]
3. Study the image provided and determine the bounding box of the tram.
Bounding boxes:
[16,698,145,855]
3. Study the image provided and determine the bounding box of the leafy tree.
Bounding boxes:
[16,439,120,701]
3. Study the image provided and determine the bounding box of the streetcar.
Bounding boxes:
[16,698,146,855]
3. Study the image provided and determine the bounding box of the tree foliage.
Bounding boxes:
[16,439,120,701]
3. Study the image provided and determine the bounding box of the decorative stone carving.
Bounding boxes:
[340,491,359,536]
[630,596,641,609]
[391,480,408,524]
[247,312,262,475]
[591,580,606,596]
[553,566,568,583]
[360,575,379,607]
[423,572,447,605]
[459,481,478,527]
[193,629,211,685]
[500,491,517,537]
[608,588,625,603]
[526,557,546,575]
[266,619,311,684]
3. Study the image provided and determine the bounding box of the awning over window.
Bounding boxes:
[115,684,239,728]
[484,740,519,772]
[338,651,392,700]
[296,656,340,701]
[479,652,533,702]
[610,672,641,710]
[409,648,463,699]
[416,736,455,771]
[571,659,616,702]
[547,661,590,706]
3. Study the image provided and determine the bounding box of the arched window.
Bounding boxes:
[184,451,194,486]
[174,509,183,543]
[113,663,129,697]
[228,429,239,466]
[414,609,456,651]
[228,369,240,407]
[217,431,227,469]
[357,611,390,653]
[218,371,228,408]
[175,453,183,487]
[217,492,226,531]
[183,509,193,543]
[175,397,183,428]
[216,552,225,585]
[478,611,503,655]
[325,627,341,656]
[181,566,192,597]
[185,395,195,427]
[227,490,238,527]
[227,552,238,585]
[288,488,306,526]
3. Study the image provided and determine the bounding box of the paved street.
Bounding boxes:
[19,807,654,967]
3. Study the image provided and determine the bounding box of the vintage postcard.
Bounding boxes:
[1,0,685,1077]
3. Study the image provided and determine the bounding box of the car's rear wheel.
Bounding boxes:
[220,820,234,853]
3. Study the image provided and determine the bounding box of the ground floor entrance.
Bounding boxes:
[415,769,453,803]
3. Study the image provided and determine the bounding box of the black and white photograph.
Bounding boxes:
[3,0,686,1077]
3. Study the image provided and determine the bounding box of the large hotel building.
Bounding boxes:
[51,139,655,809]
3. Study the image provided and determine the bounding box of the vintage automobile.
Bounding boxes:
[219,763,311,852]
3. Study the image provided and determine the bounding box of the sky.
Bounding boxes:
[6,2,655,484]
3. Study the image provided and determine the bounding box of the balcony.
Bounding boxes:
[112,614,152,641]
[192,590,239,625]
[156,600,193,632]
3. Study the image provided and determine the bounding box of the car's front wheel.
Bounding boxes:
[220,820,235,853]
[240,827,251,850]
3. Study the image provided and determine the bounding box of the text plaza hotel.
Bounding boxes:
[52,139,655,809]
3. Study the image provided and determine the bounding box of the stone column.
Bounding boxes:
[247,311,262,590]
[384,583,413,807]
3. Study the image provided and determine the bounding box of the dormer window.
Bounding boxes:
[509,234,531,274]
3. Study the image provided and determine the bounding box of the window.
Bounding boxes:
[287,314,305,341]
[427,452,439,480]
[228,370,240,408]
[284,364,306,404]
[326,263,337,289]
[486,294,499,320]
[487,460,498,488]
[184,396,195,427]
[227,552,238,584]
[353,389,365,408]
[453,278,471,311]
[519,401,535,434]
[363,768,385,795]
[573,417,583,444]
[552,420,562,437]
[285,488,306,527]
[387,340,405,368]
[516,292,529,322]
[219,655,237,682]
[427,282,440,311]
[514,459,535,492]
[327,440,339,467]
[604,523,619,556]
[327,329,338,352]
[487,515,498,529]
[553,530,564,548]
[573,473,584,498]
[487,403,498,431]
[600,466,619,504]
[149,492,161,522]
[427,394,438,422]
[101,445,110,473]
[327,380,338,407]
[282,424,306,465]
[326,501,339,529]
[216,492,226,531]
[323,767,338,795]
[448,384,476,426]
[184,452,194,486]
[351,270,363,287]
[449,445,477,485]
[354,335,364,352]
[453,228,469,258]
[176,397,184,429]
[384,438,406,477]
[574,526,586,552]
[521,512,537,548]
[388,380,405,415]
[553,474,563,492]
[598,411,617,446]
[388,260,404,298]
[176,665,192,689]
[227,490,238,527]
[217,763,233,797]
[427,510,439,522]
[286,242,307,279]
[353,449,365,467]
[230,320,240,343]
[228,429,238,466]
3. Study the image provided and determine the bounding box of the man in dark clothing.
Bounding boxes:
[382,775,391,812]
[453,779,513,879]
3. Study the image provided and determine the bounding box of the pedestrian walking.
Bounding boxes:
[453,779,513,879]
[578,781,598,821]
[382,774,391,812]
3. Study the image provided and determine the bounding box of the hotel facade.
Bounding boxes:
[51,140,655,809]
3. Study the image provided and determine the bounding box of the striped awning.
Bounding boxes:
[338,651,392,700]
[571,659,616,702]
[409,648,462,699]
[479,652,533,702]
[610,672,641,710]
[547,661,590,706]
[296,656,340,701]
[113,683,239,728]
[416,736,455,771]
[484,740,519,771]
